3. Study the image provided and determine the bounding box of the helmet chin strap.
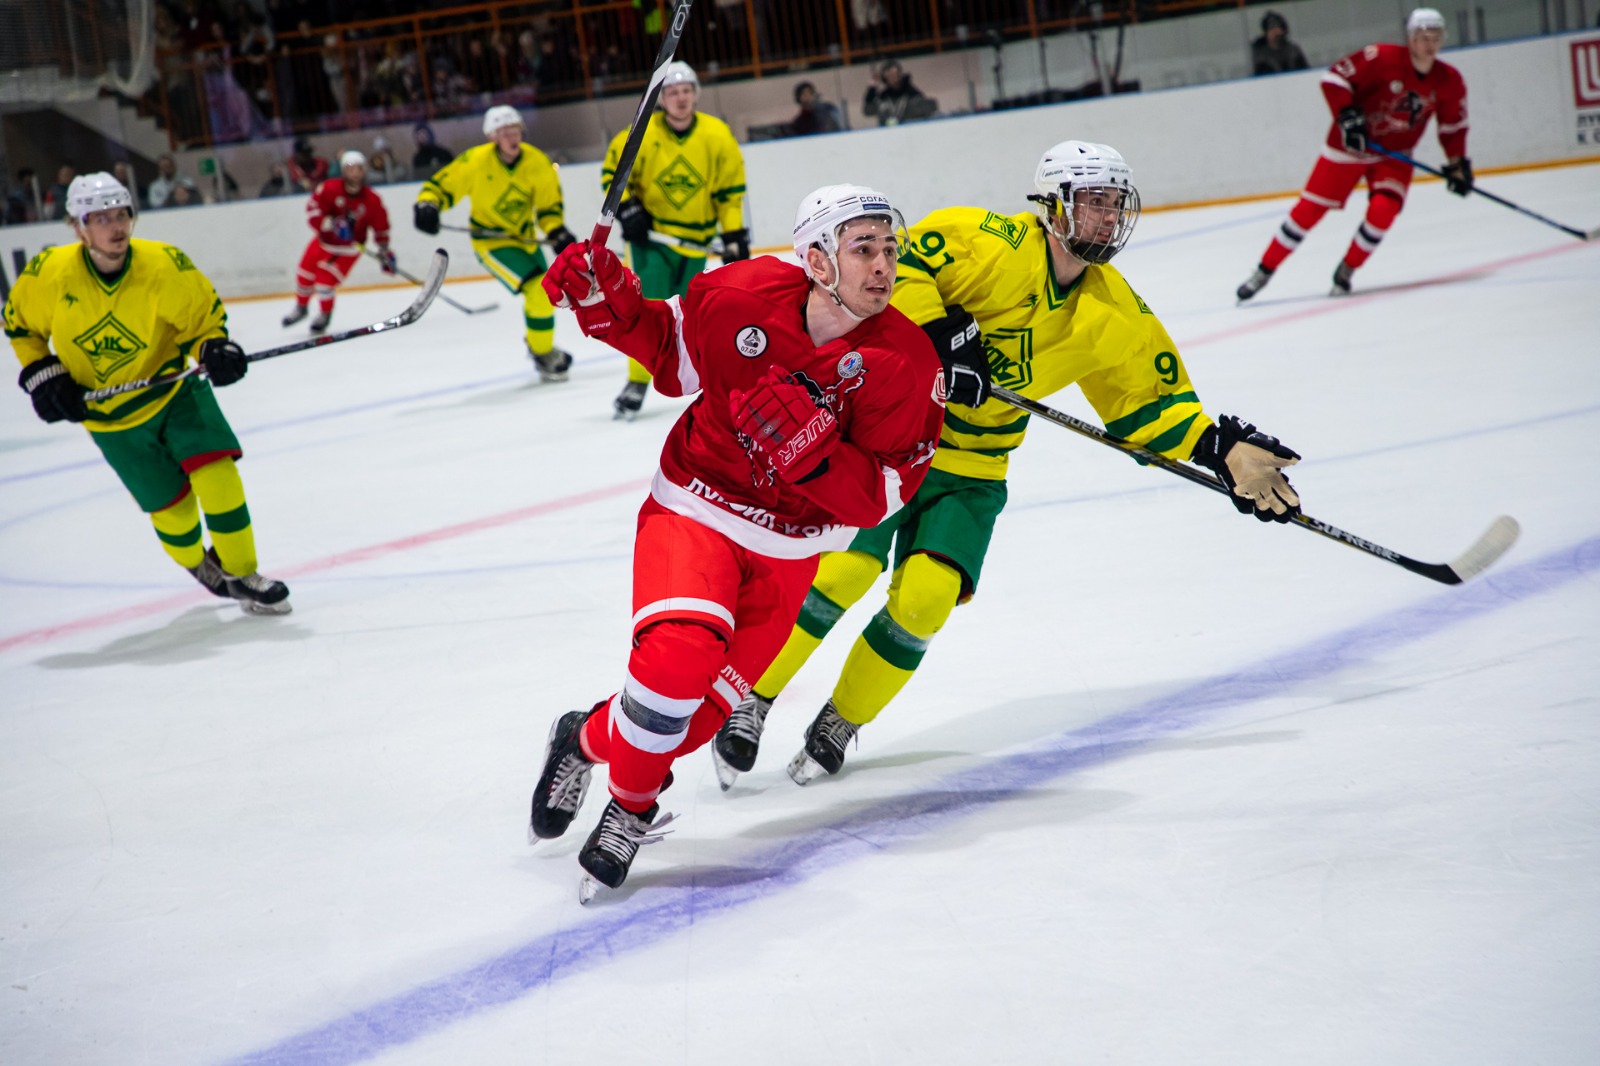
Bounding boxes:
[810,250,869,322]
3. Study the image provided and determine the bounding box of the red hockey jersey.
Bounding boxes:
[305,178,391,253]
[607,256,945,559]
[1320,43,1468,159]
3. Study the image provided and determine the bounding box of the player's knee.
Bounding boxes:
[631,619,728,695]
[813,550,884,609]
[887,554,961,638]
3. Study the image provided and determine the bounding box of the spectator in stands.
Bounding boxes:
[170,179,204,207]
[789,80,844,136]
[323,33,351,113]
[412,123,453,174]
[1252,11,1308,76]
[369,135,408,184]
[4,169,39,225]
[862,60,935,126]
[45,164,77,220]
[147,155,180,209]
[111,163,142,209]
[259,162,293,197]
[287,137,329,193]
[462,35,503,94]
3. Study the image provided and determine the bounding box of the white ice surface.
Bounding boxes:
[2,164,1598,1066]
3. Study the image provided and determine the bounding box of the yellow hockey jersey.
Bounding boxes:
[601,111,746,257]
[893,208,1212,481]
[4,239,229,433]
[418,142,566,241]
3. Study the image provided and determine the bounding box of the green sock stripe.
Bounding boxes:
[795,588,847,639]
[860,607,929,673]
[525,314,555,330]
[155,523,203,548]
[203,502,252,534]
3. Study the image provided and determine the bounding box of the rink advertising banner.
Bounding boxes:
[1573,36,1600,146]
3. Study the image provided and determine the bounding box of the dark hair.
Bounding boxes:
[1261,11,1287,33]
[293,136,314,154]
[793,80,816,103]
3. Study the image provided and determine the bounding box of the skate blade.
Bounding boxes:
[240,599,292,616]
[786,750,827,787]
[578,874,604,905]
[710,745,741,792]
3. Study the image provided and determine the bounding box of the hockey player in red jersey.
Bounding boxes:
[528,185,946,900]
[282,150,396,334]
[1237,7,1470,300]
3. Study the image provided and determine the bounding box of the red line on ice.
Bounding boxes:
[0,478,651,654]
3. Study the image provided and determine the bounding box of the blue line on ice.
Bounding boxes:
[219,531,1600,1066]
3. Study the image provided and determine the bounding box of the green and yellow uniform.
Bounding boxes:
[756,208,1215,727]
[418,141,567,357]
[601,111,746,384]
[4,239,267,576]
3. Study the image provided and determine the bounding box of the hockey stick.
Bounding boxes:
[362,245,497,315]
[1367,145,1597,241]
[650,231,725,257]
[991,384,1520,585]
[591,0,695,248]
[84,250,449,402]
[441,222,536,243]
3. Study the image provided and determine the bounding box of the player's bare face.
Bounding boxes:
[492,125,522,160]
[661,83,697,126]
[341,163,366,188]
[833,218,898,317]
[1409,28,1443,70]
[1071,188,1123,245]
[76,207,134,268]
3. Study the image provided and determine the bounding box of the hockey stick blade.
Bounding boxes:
[84,250,449,402]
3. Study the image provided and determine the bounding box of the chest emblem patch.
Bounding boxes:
[837,351,863,378]
[656,154,705,209]
[493,182,532,223]
[72,311,149,383]
[736,325,768,357]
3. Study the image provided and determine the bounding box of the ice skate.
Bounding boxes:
[187,546,231,599]
[711,693,772,791]
[221,562,292,615]
[613,379,648,421]
[576,797,675,904]
[280,303,309,328]
[531,346,571,383]
[785,700,859,786]
[1330,261,1354,296]
[528,709,595,841]
[1235,264,1273,302]
[309,310,331,334]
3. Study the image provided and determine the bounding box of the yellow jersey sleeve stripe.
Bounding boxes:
[1104,391,1199,438]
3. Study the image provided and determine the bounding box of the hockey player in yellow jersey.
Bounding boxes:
[710,141,1302,788]
[5,173,290,613]
[601,60,750,419]
[413,105,577,381]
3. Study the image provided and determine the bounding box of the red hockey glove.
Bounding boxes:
[542,241,642,338]
[729,370,839,482]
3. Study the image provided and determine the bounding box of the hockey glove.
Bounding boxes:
[618,200,653,245]
[720,229,751,263]
[922,305,990,407]
[542,241,642,339]
[333,216,354,242]
[1442,157,1473,197]
[1191,414,1301,523]
[729,369,840,482]
[1336,106,1368,153]
[199,336,249,387]
[546,225,577,254]
[18,355,87,423]
[413,201,440,235]
[376,245,398,274]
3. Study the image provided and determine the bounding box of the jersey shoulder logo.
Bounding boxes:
[656,154,705,209]
[162,245,196,272]
[735,325,768,358]
[22,248,52,277]
[492,182,532,224]
[72,311,149,383]
[1125,280,1152,315]
[978,211,1027,249]
[62,292,78,306]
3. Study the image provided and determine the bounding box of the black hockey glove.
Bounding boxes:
[1336,106,1368,153]
[413,200,440,235]
[618,200,653,245]
[720,229,751,263]
[546,225,577,254]
[18,355,87,423]
[200,337,248,387]
[1442,157,1473,197]
[1191,415,1301,523]
[922,305,990,407]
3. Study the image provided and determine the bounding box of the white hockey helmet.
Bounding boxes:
[340,149,367,171]
[662,60,699,91]
[793,183,901,261]
[483,104,523,137]
[66,172,134,223]
[1407,7,1446,35]
[1029,140,1140,265]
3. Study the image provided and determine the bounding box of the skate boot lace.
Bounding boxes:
[723,695,771,746]
[591,805,676,865]
[812,705,859,759]
[547,752,592,814]
[231,571,279,594]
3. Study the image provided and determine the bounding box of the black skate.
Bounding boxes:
[281,304,309,328]
[528,709,596,841]
[1235,264,1273,302]
[187,546,231,599]
[577,797,675,904]
[1330,261,1354,296]
[613,380,648,421]
[711,693,772,791]
[786,700,859,786]
[222,559,292,615]
[531,346,572,383]
[309,310,331,334]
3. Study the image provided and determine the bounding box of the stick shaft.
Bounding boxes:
[1367,145,1590,240]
